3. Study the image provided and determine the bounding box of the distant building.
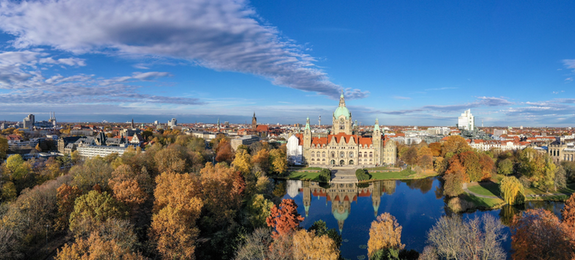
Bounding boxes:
[77,145,131,158]
[23,114,35,129]
[548,141,575,163]
[493,129,507,136]
[457,109,475,131]
[168,118,177,128]
[252,112,257,130]
[230,135,260,151]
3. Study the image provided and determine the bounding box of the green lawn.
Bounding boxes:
[287,171,322,181]
[467,182,501,197]
[364,166,392,171]
[461,193,505,208]
[368,169,417,180]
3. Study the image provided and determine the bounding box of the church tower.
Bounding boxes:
[251,112,257,130]
[332,91,352,135]
[303,117,312,149]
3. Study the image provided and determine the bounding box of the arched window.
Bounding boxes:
[311,151,315,157]
[364,152,367,157]
[349,152,354,158]
[322,152,326,157]
[359,152,362,157]
[340,151,345,158]
[331,152,335,158]
[369,152,373,157]
[349,160,354,165]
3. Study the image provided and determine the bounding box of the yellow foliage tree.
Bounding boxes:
[150,204,202,260]
[292,229,340,260]
[233,149,253,174]
[367,212,405,258]
[56,232,144,260]
[500,176,525,205]
[269,149,287,175]
[252,149,270,173]
[153,172,200,214]
[200,162,244,226]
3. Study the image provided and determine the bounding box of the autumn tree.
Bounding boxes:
[562,193,575,228]
[70,157,114,191]
[153,171,200,214]
[479,153,494,180]
[266,199,304,239]
[108,165,150,213]
[429,142,442,157]
[246,194,274,228]
[199,162,244,229]
[150,204,202,260]
[497,158,513,175]
[459,151,482,182]
[233,149,253,174]
[56,231,144,260]
[55,183,83,231]
[0,136,8,159]
[441,135,471,157]
[292,229,340,260]
[252,149,270,173]
[555,164,567,191]
[511,208,575,260]
[500,176,525,205]
[69,190,128,237]
[269,149,287,175]
[401,146,418,166]
[215,138,233,163]
[367,212,404,258]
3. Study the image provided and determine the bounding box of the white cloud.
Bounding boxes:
[564,59,575,71]
[393,96,411,100]
[0,0,367,99]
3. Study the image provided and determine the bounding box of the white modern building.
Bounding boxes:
[457,109,475,131]
[168,118,177,127]
[77,145,131,158]
[286,134,303,165]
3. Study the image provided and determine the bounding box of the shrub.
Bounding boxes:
[319,169,331,182]
[355,169,370,181]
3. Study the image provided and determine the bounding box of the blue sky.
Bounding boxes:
[0,0,574,126]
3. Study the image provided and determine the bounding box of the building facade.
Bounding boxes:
[457,109,475,131]
[548,141,575,163]
[289,93,396,167]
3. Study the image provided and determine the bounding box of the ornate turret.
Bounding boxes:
[303,117,312,149]
[332,91,352,135]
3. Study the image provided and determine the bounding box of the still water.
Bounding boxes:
[280,177,564,260]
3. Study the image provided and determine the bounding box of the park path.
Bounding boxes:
[330,167,358,184]
[464,185,569,200]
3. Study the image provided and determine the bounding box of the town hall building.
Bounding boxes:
[287,92,396,167]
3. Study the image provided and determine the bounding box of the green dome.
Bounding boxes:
[333,208,349,222]
[333,106,351,119]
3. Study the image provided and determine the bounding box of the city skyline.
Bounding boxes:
[0,0,574,126]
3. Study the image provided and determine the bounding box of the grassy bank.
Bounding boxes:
[286,171,323,182]
[365,168,439,181]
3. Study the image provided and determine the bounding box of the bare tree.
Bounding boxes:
[426,214,506,260]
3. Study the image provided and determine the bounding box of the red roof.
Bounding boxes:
[256,125,269,132]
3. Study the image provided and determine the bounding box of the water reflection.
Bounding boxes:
[282,177,565,259]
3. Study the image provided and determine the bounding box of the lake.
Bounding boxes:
[281,177,565,260]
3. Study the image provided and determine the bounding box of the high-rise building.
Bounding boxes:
[457,109,475,131]
[168,118,177,127]
[23,114,35,129]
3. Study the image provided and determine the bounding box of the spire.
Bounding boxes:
[374,118,380,132]
[339,90,346,107]
[305,116,310,131]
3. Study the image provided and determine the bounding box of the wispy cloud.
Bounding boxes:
[380,96,513,115]
[563,59,575,72]
[0,0,368,100]
[393,96,411,100]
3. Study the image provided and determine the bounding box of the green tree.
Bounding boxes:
[308,220,342,249]
[497,158,513,175]
[69,190,128,237]
[246,194,274,228]
[0,136,8,160]
[70,157,114,191]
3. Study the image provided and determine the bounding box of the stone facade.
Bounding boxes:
[548,141,575,163]
[291,93,396,167]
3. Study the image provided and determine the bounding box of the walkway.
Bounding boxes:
[330,167,358,184]
[463,186,569,200]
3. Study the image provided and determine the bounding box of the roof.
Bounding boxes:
[334,106,351,119]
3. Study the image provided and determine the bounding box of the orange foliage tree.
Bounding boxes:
[511,208,575,260]
[562,193,575,228]
[266,199,304,239]
[199,162,244,228]
[367,212,405,258]
[55,183,82,231]
[215,139,233,163]
[441,135,471,157]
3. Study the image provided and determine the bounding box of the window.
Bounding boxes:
[311,151,315,157]
[331,152,335,158]
[349,152,354,158]
[359,152,362,157]
[340,151,345,158]
[364,152,367,157]
[369,152,373,157]
[322,152,326,157]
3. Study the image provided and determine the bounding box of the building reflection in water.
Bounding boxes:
[288,180,397,233]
